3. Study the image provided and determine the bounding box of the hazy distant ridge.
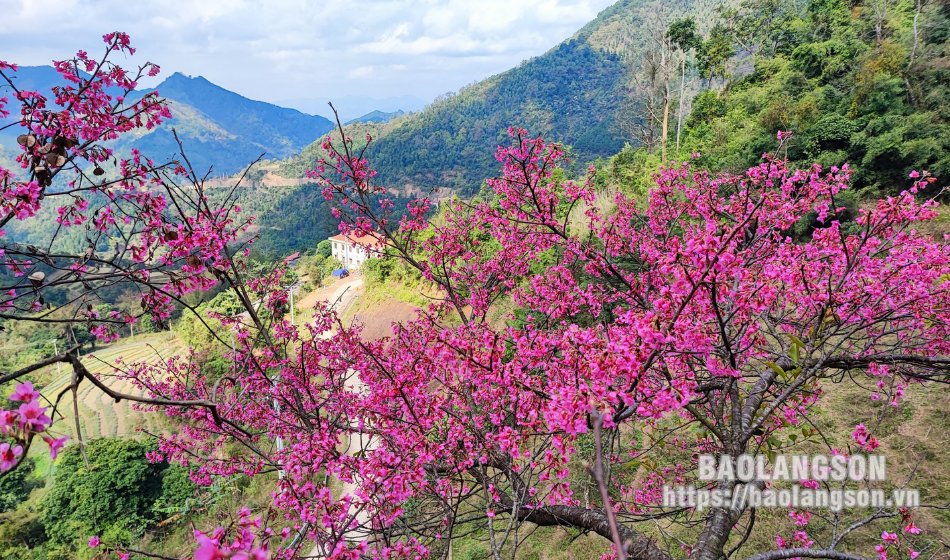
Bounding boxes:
[277,95,427,122]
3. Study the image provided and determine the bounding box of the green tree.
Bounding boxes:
[0,458,36,513]
[667,17,701,53]
[717,0,798,61]
[41,439,169,551]
[697,23,735,86]
[316,239,333,259]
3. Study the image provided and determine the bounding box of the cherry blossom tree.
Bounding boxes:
[136,121,949,560]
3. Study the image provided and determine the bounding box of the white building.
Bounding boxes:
[328,232,383,269]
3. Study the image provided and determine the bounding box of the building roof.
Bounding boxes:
[328,232,384,247]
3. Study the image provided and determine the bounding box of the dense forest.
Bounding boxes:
[364,38,626,195]
[252,185,339,258]
[679,0,950,196]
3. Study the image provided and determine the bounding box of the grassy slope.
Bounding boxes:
[35,333,184,448]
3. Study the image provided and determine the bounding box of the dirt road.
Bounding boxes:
[295,275,363,318]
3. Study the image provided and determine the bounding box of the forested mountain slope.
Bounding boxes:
[127,73,335,175]
[280,0,714,195]
[279,0,950,202]
[680,0,950,195]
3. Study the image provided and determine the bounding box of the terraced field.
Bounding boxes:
[38,333,186,446]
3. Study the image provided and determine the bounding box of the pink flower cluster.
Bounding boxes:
[851,423,880,452]
[193,528,268,560]
[0,382,68,472]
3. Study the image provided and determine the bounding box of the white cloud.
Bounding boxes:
[379,22,412,41]
[0,0,619,103]
[348,65,375,79]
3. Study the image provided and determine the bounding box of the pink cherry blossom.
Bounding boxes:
[0,410,15,434]
[9,381,40,402]
[43,435,69,459]
[0,442,23,471]
[194,535,228,560]
[17,400,51,432]
[123,125,950,560]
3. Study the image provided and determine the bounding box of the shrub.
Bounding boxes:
[41,439,169,550]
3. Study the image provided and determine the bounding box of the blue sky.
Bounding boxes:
[0,0,618,106]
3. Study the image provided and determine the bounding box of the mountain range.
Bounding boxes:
[125,73,339,175]
[2,0,687,187]
[1,69,402,177]
[1,0,701,254]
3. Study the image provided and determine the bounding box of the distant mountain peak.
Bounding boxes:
[277,95,427,121]
[132,74,335,173]
[345,110,406,126]
[2,66,336,175]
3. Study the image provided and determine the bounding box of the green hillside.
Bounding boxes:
[279,0,715,195]
[679,0,950,195]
